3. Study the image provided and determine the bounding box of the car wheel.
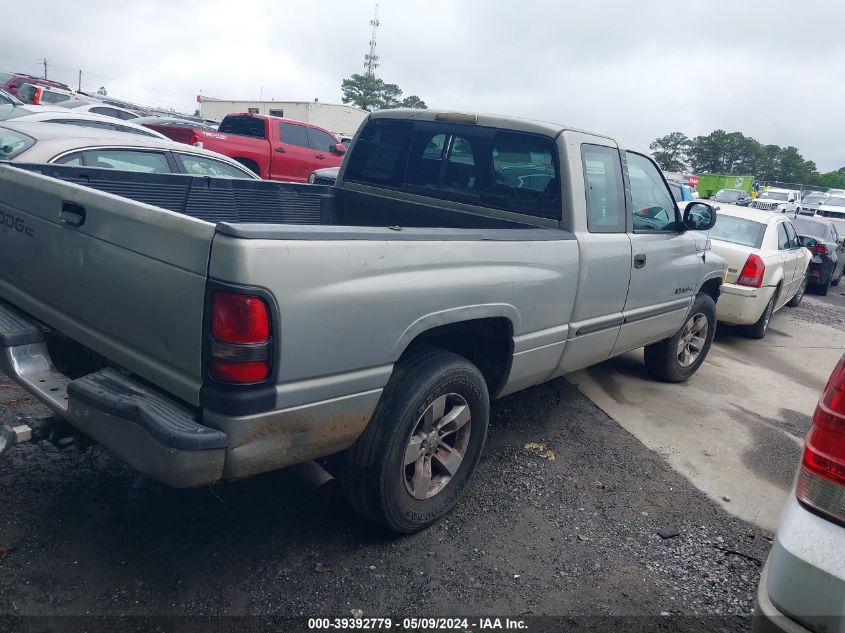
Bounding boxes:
[787,273,808,307]
[644,292,716,383]
[832,269,841,287]
[818,276,831,296]
[745,293,776,339]
[341,348,489,534]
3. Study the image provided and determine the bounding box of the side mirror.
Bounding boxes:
[331,143,347,155]
[682,201,717,231]
[801,237,818,249]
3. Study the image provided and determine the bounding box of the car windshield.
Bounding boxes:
[708,214,767,248]
[802,192,826,205]
[760,191,789,201]
[825,196,845,207]
[791,218,829,240]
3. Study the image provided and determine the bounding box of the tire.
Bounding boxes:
[818,276,831,296]
[787,272,808,307]
[644,292,717,383]
[745,293,776,339]
[832,271,841,287]
[340,348,489,534]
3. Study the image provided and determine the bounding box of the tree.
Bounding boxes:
[401,95,427,109]
[341,73,426,111]
[649,132,691,172]
[96,86,107,96]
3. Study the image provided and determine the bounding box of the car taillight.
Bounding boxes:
[189,132,203,148]
[209,291,271,383]
[810,244,828,255]
[797,356,845,524]
[31,86,43,105]
[737,254,766,288]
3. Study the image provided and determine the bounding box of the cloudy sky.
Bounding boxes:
[3,0,844,170]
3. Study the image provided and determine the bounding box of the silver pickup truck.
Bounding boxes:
[0,109,724,533]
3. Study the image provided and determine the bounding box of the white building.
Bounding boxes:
[198,98,368,138]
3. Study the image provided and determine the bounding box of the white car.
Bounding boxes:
[2,110,168,140]
[751,188,802,214]
[54,98,141,121]
[708,205,811,338]
[754,354,845,633]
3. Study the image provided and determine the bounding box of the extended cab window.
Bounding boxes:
[626,152,678,232]
[219,116,266,139]
[279,122,310,148]
[581,144,625,233]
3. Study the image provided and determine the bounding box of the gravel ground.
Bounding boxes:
[0,368,770,631]
[786,285,845,331]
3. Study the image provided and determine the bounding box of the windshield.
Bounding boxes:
[0,126,35,159]
[760,191,789,201]
[802,192,827,205]
[825,196,845,207]
[708,214,767,248]
[791,218,829,240]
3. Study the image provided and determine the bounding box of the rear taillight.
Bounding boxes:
[31,86,43,105]
[209,291,271,383]
[797,356,845,524]
[810,244,828,255]
[189,132,203,148]
[737,253,766,288]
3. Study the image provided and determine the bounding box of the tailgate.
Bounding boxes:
[0,164,214,406]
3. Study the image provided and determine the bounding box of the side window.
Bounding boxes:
[81,150,171,173]
[669,183,682,203]
[784,221,800,248]
[175,154,253,179]
[776,223,790,250]
[581,144,626,233]
[406,131,448,187]
[406,131,482,193]
[443,136,479,191]
[626,152,678,232]
[306,127,338,153]
[483,132,560,219]
[115,110,138,120]
[53,152,83,166]
[279,122,310,148]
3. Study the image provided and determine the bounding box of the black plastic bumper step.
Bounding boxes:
[68,368,228,450]
[0,300,44,346]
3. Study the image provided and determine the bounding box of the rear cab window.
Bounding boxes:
[218,116,266,139]
[344,118,561,220]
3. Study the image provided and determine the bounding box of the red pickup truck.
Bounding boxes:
[143,113,346,182]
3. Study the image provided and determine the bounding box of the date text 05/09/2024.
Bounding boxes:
[307,617,528,630]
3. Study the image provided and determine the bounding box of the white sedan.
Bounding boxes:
[708,206,812,338]
[754,355,845,632]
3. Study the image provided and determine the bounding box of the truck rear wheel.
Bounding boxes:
[643,292,716,383]
[341,348,489,534]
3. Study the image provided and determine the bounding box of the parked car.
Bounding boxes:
[307,166,340,185]
[0,121,258,179]
[708,205,811,338]
[150,113,347,182]
[0,108,724,534]
[754,354,845,633]
[16,82,74,106]
[816,194,845,222]
[791,215,845,294]
[798,190,830,216]
[54,99,141,121]
[713,188,751,205]
[751,188,802,214]
[5,110,168,139]
[0,72,71,97]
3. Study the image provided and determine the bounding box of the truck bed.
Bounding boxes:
[10,163,551,233]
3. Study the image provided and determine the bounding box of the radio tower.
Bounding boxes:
[364,5,380,77]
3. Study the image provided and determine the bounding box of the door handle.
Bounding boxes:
[60,202,86,227]
[275,147,286,153]
[633,253,647,269]
[315,154,326,160]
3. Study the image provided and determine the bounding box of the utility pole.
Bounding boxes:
[42,58,48,79]
[78,70,82,92]
[364,4,380,77]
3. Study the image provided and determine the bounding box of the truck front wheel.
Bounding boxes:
[644,292,716,383]
[341,348,489,534]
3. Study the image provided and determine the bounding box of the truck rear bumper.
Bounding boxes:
[0,300,227,487]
